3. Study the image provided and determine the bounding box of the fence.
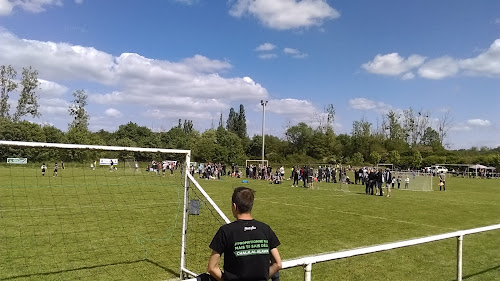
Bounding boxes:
[184,223,500,281]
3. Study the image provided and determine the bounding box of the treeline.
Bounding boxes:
[1,117,499,169]
[1,64,499,168]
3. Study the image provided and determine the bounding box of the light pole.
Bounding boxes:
[261,100,268,167]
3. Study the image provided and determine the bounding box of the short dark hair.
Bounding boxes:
[232,187,255,214]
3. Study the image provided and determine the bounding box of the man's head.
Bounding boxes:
[231,187,255,215]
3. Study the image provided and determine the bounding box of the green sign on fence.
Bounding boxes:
[7,158,28,164]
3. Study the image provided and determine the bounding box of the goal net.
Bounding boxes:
[393,171,433,191]
[0,140,228,280]
[245,159,268,168]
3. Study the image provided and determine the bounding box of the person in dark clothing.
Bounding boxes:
[367,169,377,195]
[302,167,308,188]
[376,169,384,196]
[292,166,299,187]
[207,187,282,281]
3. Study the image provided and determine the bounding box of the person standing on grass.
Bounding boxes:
[41,163,47,176]
[206,187,282,281]
[405,175,409,189]
[439,171,446,191]
[53,163,58,177]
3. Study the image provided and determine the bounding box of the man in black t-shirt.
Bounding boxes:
[207,187,282,281]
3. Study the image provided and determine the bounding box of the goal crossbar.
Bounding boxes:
[0,140,190,154]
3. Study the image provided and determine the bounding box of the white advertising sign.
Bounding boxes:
[7,158,27,164]
[99,158,119,165]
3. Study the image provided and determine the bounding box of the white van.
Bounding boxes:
[431,165,448,175]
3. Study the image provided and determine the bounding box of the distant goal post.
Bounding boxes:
[245,159,268,167]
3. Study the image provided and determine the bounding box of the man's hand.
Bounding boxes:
[269,248,282,278]
[207,250,223,281]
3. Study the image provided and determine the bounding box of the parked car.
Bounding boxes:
[431,165,448,175]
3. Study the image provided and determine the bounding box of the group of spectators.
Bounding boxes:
[147,160,178,176]
[357,168,409,197]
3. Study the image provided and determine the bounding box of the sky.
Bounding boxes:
[0,0,498,149]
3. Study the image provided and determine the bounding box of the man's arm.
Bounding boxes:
[269,248,282,277]
[207,250,223,281]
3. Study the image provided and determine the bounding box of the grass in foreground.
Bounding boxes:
[0,165,499,280]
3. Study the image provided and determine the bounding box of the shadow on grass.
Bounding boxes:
[459,264,500,280]
[0,259,178,280]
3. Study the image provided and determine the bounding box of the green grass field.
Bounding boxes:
[1,164,499,280]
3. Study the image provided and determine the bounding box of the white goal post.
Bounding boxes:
[0,140,222,280]
[245,159,268,167]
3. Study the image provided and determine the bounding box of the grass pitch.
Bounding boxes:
[0,164,499,280]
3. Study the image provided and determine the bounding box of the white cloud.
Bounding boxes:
[466,119,491,127]
[364,39,500,79]
[348,98,393,113]
[362,53,426,76]
[74,0,83,4]
[459,39,500,77]
[258,53,277,59]
[0,28,116,83]
[0,0,63,15]
[0,0,14,15]
[104,108,123,118]
[229,0,340,30]
[38,79,68,97]
[0,28,268,121]
[418,56,459,79]
[283,47,308,58]
[255,43,276,51]
[39,98,69,116]
[401,72,415,80]
[265,98,316,115]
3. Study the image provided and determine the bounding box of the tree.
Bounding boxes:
[236,104,247,138]
[13,67,40,121]
[420,127,441,147]
[411,150,423,168]
[388,150,401,166]
[0,65,17,119]
[183,119,194,134]
[351,152,364,166]
[68,89,89,131]
[352,118,372,160]
[285,122,314,155]
[218,113,223,129]
[226,107,238,132]
[437,110,453,147]
[369,151,381,165]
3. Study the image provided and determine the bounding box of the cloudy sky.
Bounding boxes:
[0,0,498,149]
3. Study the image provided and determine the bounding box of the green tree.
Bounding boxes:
[388,150,401,165]
[411,150,423,168]
[13,66,40,121]
[0,65,17,119]
[285,122,314,155]
[369,151,381,165]
[351,152,364,166]
[68,89,89,131]
[420,127,441,147]
[236,104,247,139]
[226,107,238,132]
[183,119,194,134]
[352,118,372,160]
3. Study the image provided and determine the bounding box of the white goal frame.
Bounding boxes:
[0,140,208,279]
[245,159,268,167]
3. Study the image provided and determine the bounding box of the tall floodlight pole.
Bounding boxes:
[261,100,268,167]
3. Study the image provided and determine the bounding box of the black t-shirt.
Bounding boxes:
[209,219,280,281]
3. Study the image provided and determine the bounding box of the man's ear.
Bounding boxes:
[232,202,238,212]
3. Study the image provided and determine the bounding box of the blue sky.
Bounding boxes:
[0,0,498,149]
